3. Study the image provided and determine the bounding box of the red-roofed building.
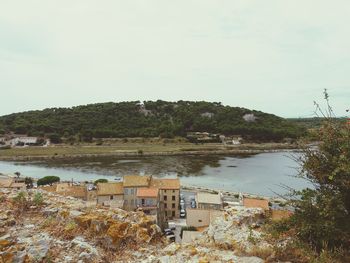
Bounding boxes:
[136,188,159,215]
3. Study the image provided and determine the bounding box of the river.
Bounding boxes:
[0,151,312,197]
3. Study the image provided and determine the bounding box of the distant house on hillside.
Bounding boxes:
[243,197,269,211]
[0,177,26,190]
[10,136,38,146]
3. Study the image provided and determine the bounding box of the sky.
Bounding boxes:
[0,0,349,118]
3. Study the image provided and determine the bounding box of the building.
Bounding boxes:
[55,182,88,200]
[0,177,26,190]
[243,197,269,211]
[196,192,223,210]
[186,209,223,228]
[123,175,151,210]
[96,182,124,206]
[151,178,180,219]
[136,188,159,215]
[10,136,38,146]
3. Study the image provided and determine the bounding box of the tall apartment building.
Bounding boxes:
[151,178,180,220]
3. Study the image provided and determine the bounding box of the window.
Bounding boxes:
[172,203,175,209]
[172,211,175,217]
[165,211,168,216]
[164,196,167,201]
[164,190,167,193]
[124,200,128,205]
[124,189,128,195]
[130,189,134,195]
[110,195,114,200]
[131,199,134,205]
[172,190,175,193]
[198,220,202,223]
[172,196,175,201]
[164,203,167,209]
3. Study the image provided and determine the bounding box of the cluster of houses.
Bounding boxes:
[0,173,293,238]
[0,134,49,147]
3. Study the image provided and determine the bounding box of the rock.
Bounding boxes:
[72,236,98,256]
[26,234,51,261]
[70,210,84,217]
[43,207,59,216]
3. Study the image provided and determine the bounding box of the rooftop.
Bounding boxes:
[0,178,14,188]
[97,182,124,196]
[243,197,269,210]
[123,175,150,187]
[151,178,180,190]
[137,188,158,198]
[197,192,222,205]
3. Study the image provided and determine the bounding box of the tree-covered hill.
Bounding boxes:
[0,101,305,141]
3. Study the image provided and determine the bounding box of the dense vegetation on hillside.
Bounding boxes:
[0,101,305,142]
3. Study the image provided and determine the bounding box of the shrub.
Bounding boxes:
[94,178,108,185]
[37,176,60,186]
[33,192,44,206]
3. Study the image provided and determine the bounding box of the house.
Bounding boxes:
[96,182,124,206]
[0,177,26,190]
[151,178,180,219]
[243,197,269,211]
[136,188,159,215]
[186,209,223,228]
[10,136,38,146]
[55,182,88,200]
[123,175,151,210]
[196,192,223,210]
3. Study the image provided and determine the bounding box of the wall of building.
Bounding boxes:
[186,209,211,227]
[197,203,222,210]
[97,194,123,205]
[123,187,137,210]
[186,209,224,228]
[159,189,179,219]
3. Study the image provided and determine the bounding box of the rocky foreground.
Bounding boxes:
[0,189,278,263]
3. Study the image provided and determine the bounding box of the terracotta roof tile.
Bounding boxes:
[137,188,159,198]
[243,197,269,210]
[151,178,180,190]
[97,182,124,195]
[123,175,150,187]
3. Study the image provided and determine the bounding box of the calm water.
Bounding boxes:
[0,152,311,196]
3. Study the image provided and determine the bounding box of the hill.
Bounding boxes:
[0,101,305,142]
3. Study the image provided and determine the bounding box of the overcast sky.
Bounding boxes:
[0,1,349,118]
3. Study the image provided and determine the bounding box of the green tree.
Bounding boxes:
[288,91,350,252]
[37,176,60,186]
[94,178,108,185]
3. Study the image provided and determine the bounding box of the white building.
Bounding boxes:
[10,137,38,146]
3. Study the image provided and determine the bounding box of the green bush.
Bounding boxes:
[33,192,44,206]
[94,178,108,185]
[37,176,60,186]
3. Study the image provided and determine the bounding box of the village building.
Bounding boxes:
[196,192,223,210]
[10,136,38,146]
[136,188,159,215]
[151,178,180,219]
[55,182,88,200]
[243,197,269,211]
[123,175,151,211]
[182,231,202,244]
[0,177,26,190]
[96,182,124,207]
[186,209,223,228]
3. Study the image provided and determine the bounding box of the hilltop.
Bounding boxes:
[0,101,305,142]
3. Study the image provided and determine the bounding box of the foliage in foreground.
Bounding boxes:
[276,92,350,260]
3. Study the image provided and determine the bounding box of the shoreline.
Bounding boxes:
[0,145,300,162]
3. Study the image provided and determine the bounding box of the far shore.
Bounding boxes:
[0,142,300,161]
